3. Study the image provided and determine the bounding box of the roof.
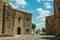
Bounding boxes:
[12,9,32,15]
[45,15,54,18]
[3,0,32,15]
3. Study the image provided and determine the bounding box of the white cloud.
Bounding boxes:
[36,8,52,29]
[44,2,52,9]
[27,10,35,13]
[37,16,45,21]
[21,10,35,13]
[36,22,45,30]
[9,0,28,9]
[36,8,51,17]
[42,0,53,2]
[47,0,53,2]
[37,0,40,2]
[36,8,43,12]
[9,3,19,9]
[15,0,28,6]
[36,0,53,2]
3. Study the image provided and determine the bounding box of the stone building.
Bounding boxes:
[54,0,60,37]
[36,29,40,34]
[46,15,55,35]
[0,0,32,36]
[13,9,32,35]
[0,0,3,35]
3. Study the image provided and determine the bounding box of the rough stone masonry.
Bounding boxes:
[0,0,32,36]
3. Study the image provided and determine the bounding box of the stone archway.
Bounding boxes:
[17,27,21,35]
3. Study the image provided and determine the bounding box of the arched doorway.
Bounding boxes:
[17,27,21,35]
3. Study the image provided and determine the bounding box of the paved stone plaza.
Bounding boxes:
[0,35,60,40]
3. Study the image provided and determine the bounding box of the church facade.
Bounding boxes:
[0,0,32,36]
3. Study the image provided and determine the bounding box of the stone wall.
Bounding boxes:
[13,10,32,35]
[0,0,32,36]
[46,15,55,35]
[54,0,60,37]
[0,0,3,35]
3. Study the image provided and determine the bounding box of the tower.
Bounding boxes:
[3,0,15,35]
[54,0,60,37]
[0,0,15,35]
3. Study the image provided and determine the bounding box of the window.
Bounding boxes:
[18,17,20,23]
[2,5,6,34]
[26,29,29,32]
[58,17,60,18]
[46,19,48,24]
[58,8,60,12]
[26,18,29,22]
[52,19,54,21]
[54,9,56,13]
[3,5,5,13]
[7,13,11,17]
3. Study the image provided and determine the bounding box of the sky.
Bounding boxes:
[9,0,54,30]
